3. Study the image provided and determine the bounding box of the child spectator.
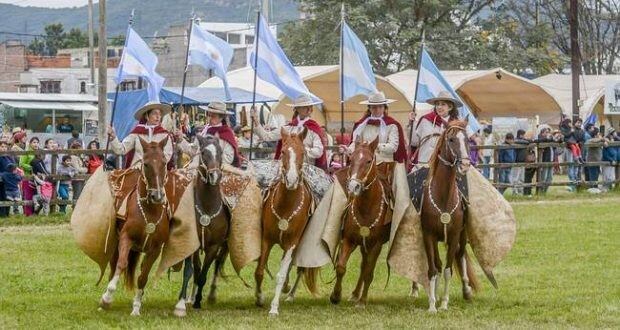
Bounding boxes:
[30,154,52,215]
[498,133,516,194]
[584,127,606,189]
[329,153,344,175]
[20,137,40,216]
[2,163,23,214]
[57,155,77,214]
[85,140,103,174]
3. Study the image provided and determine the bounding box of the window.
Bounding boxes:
[40,80,61,94]
[227,33,240,44]
[214,32,227,41]
[107,49,116,58]
[120,81,136,91]
[245,35,254,44]
[79,81,87,94]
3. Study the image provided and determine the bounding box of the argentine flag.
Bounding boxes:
[249,13,317,101]
[115,27,165,102]
[341,22,377,100]
[416,49,480,132]
[188,21,234,100]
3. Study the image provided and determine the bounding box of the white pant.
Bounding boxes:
[510,166,525,195]
[602,166,616,189]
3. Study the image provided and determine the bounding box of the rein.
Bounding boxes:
[436,126,470,168]
[347,155,378,191]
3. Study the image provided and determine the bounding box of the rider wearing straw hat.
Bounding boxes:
[107,101,193,169]
[251,94,328,170]
[198,101,242,167]
[410,91,464,167]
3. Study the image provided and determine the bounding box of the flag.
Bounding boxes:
[249,13,317,101]
[115,27,165,102]
[188,21,234,100]
[416,49,481,132]
[341,22,377,100]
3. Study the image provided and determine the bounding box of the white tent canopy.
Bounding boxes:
[200,66,413,132]
[533,74,620,125]
[387,68,563,124]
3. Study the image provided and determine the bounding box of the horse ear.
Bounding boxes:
[281,127,289,140]
[159,135,169,149]
[369,137,379,152]
[300,127,308,141]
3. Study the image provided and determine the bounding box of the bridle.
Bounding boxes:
[137,159,168,203]
[437,125,470,169]
[197,145,222,185]
[347,154,377,192]
[136,159,170,250]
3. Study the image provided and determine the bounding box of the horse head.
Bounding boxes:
[347,137,378,196]
[280,127,306,190]
[197,134,223,185]
[436,118,471,175]
[138,136,169,204]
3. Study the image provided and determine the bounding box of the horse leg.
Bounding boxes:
[268,245,296,316]
[131,248,160,316]
[282,253,292,295]
[356,242,383,307]
[254,240,273,307]
[457,230,473,301]
[173,257,194,317]
[330,239,356,305]
[193,246,219,309]
[350,248,368,302]
[433,239,443,302]
[423,233,439,313]
[187,252,201,305]
[439,233,459,311]
[285,267,304,302]
[208,245,228,304]
[99,235,130,309]
[409,281,420,298]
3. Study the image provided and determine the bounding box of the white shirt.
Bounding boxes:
[347,116,400,164]
[199,124,236,166]
[410,117,447,165]
[254,119,324,164]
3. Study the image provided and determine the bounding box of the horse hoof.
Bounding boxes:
[192,302,201,310]
[285,295,294,302]
[329,293,341,305]
[174,308,186,317]
[269,310,279,317]
[130,310,140,317]
[98,299,111,310]
[207,295,216,305]
[282,285,291,294]
[439,304,448,311]
[428,307,437,314]
[348,294,359,303]
[463,288,473,301]
[355,302,366,309]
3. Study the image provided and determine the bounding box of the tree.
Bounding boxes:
[27,38,46,56]
[108,34,126,47]
[64,28,88,49]
[43,23,65,56]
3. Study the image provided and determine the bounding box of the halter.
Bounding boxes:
[437,125,470,168]
[347,154,377,191]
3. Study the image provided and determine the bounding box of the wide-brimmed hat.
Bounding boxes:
[359,91,396,105]
[199,101,234,115]
[11,127,21,134]
[426,91,463,108]
[241,125,252,132]
[286,94,322,107]
[133,101,172,121]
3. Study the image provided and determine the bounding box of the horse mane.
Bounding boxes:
[428,119,468,176]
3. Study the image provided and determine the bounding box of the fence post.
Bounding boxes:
[50,153,58,214]
[535,144,543,195]
[493,145,499,187]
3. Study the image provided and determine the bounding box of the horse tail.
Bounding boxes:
[124,250,140,291]
[303,267,321,297]
[455,250,479,293]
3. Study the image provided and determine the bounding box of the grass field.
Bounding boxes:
[1,196,619,329]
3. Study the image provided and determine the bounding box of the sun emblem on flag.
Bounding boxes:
[210,51,219,61]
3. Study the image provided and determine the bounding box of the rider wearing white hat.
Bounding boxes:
[251,94,327,169]
[107,101,193,168]
[198,101,242,167]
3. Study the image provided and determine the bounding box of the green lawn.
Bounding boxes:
[1,197,619,328]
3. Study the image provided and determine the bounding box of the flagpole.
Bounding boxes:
[249,8,262,161]
[339,3,345,144]
[178,16,194,130]
[408,28,425,146]
[104,9,135,167]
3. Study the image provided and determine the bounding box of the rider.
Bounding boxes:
[107,101,193,169]
[251,94,328,170]
[410,91,463,168]
[198,101,242,168]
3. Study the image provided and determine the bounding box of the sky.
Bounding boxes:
[0,0,91,8]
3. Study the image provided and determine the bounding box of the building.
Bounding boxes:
[154,20,277,87]
[18,68,118,95]
[0,40,27,93]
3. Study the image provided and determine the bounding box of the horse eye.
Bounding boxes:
[448,138,455,142]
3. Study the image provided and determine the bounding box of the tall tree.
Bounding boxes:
[43,23,65,56]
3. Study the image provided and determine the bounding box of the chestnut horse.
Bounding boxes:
[174,135,229,317]
[99,137,173,316]
[255,127,319,316]
[421,119,479,313]
[329,138,392,307]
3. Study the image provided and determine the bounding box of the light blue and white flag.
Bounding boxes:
[188,21,234,100]
[249,13,317,101]
[341,22,377,100]
[115,27,165,102]
[416,49,480,132]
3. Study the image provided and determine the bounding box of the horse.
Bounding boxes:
[420,119,479,313]
[174,134,230,317]
[254,127,319,316]
[99,136,173,316]
[329,138,392,307]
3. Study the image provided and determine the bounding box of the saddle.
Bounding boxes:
[407,167,469,213]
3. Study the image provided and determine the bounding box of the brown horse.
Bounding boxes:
[174,134,230,317]
[421,119,479,313]
[99,137,172,316]
[254,127,319,316]
[329,138,392,307]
